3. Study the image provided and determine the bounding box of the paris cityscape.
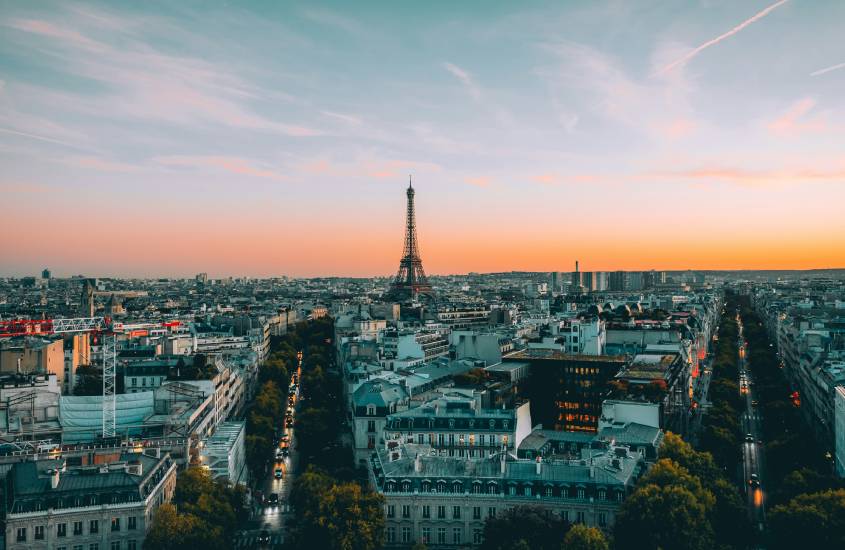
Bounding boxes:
[2,1,845,550]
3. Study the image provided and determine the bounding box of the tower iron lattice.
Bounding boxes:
[389,176,432,299]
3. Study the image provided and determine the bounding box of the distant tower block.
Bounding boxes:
[389,176,433,300]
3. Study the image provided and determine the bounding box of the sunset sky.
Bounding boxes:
[2,0,844,278]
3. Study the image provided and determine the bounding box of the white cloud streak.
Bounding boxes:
[810,62,845,77]
[658,0,789,75]
[443,62,481,100]
[0,126,77,147]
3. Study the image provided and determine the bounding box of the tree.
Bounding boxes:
[659,433,749,548]
[317,482,385,550]
[637,459,715,512]
[144,504,225,550]
[74,365,103,396]
[768,489,845,550]
[562,524,609,550]
[615,483,713,550]
[481,505,570,550]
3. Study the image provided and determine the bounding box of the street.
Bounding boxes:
[738,316,766,532]
[235,359,303,549]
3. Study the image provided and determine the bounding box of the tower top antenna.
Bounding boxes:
[409,174,413,189]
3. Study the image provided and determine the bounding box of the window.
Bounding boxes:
[473,506,481,520]
[437,528,446,545]
[387,505,395,518]
[576,511,585,524]
[111,517,121,532]
[131,377,136,386]
[128,516,137,530]
[74,546,83,550]
[90,545,99,550]
[509,485,517,496]
[453,527,462,545]
[561,510,569,522]
[453,505,461,519]
[58,523,67,537]
[367,405,375,416]
[598,489,606,500]
[90,520,99,534]
[74,521,83,535]
[367,435,375,449]
[111,543,121,550]
[487,506,496,519]
[16,527,26,542]
[128,543,137,550]
[422,505,430,519]
[402,505,411,519]
[577,488,585,499]
[35,525,45,540]
[401,527,412,543]
[437,505,446,519]
[418,434,424,444]
[524,486,532,497]
[545,486,553,497]
[367,420,376,433]
[598,513,607,527]
[386,527,396,543]
[473,529,483,544]
[421,527,431,544]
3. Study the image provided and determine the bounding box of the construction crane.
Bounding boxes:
[0,316,181,439]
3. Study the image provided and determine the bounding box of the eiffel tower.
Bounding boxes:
[389,177,432,299]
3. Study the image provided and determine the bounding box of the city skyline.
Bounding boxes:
[3,1,845,277]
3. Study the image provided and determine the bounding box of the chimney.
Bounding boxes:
[414,453,422,473]
[50,469,60,489]
[535,456,542,475]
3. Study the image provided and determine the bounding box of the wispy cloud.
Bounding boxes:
[65,156,139,172]
[0,126,78,148]
[5,12,322,138]
[298,157,441,180]
[767,97,826,136]
[810,62,845,77]
[529,173,607,185]
[650,165,845,186]
[6,18,105,51]
[320,111,362,125]
[658,0,790,75]
[300,7,364,36]
[443,62,481,101]
[464,176,492,188]
[539,41,697,139]
[155,155,287,181]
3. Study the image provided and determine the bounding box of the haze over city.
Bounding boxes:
[3,0,845,277]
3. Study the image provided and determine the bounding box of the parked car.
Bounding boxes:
[274,468,283,479]
[268,493,279,505]
[258,530,270,545]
